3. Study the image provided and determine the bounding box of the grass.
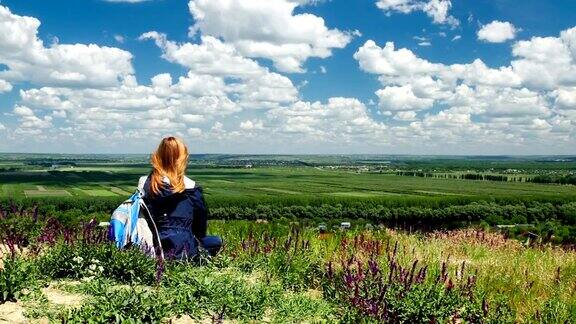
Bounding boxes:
[80,189,118,197]
[3,220,575,322]
[23,190,71,197]
[109,187,132,196]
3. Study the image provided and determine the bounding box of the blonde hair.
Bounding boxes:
[150,136,189,196]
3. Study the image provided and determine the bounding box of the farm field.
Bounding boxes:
[2,165,576,203]
[1,154,576,243]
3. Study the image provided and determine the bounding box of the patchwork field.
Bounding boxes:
[24,189,71,198]
[2,167,576,204]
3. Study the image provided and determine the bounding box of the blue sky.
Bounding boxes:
[0,0,575,154]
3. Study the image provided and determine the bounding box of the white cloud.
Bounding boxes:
[0,3,574,154]
[140,32,298,108]
[104,0,151,3]
[188,0,353,72]
[551,87,576,110]
[376,0,459,27]
[478,21,517,43]
[353,41,441,77]
[267,97,386,141]
[13,105,53,129]
[0,5,134,88]
[511,32,576,90]
[14,105,35,117]
[182,114,206,124]
[239,119,264,130]
[140,32,264,78]
[0,79,12,93]
[354,27,576,148]
[376,85,434,111]
[394,111,418,121]
[113,35,125,43]
[187,127,202,137]
[452,35,461,41]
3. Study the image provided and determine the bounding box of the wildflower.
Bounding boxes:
[368,259,379,276]
[155,257,165,284]
[327,261,334,280]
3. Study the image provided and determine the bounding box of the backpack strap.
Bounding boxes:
[138,176,148,197]
[140,201,165,261]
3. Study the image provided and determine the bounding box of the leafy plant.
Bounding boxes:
[0,257,35,303]
[62,287,171,323]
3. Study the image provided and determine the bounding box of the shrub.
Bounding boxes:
[37,243,155,284]
[62,287,171,323]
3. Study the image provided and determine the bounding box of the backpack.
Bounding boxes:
[109,189,164,260]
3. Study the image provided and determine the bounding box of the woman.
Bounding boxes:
[138,136,222,260]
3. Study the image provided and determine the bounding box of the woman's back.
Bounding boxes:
[139,136,221,259]
[141,176,207,259]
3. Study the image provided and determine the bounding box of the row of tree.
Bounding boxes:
[529,175,576,185]
[2,198,576,243]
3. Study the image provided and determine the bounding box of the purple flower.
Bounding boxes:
[368,259,379,276]
[155,257,165,284]
[327,261,334,280]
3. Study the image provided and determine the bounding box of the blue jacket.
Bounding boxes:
[140,176,208,260]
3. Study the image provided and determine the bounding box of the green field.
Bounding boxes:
[2,167,576,204]
[1,154,576,244]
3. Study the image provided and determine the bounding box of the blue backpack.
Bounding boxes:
[109,189,164,259]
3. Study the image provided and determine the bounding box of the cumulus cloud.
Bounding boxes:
[394,111,418,121]
[1,2,574,154]
[354,27,576,147]
[553,87,576,110]
[267,97,386,141]
[376,0,459,27]
[478,21,517,43]
[13,105,53,129]
[239,119,264,130]
[0,5,134,87]
[104,0,151,3]
[376,85,434,111]
[140,32,299,108]
[188,0,354,72]
[0,79,12,93]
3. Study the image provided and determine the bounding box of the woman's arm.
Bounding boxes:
[190,187,208,239]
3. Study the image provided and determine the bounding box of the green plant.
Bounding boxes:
[0,257,35,303]
[62,287,171,323]
[37,243,155,284]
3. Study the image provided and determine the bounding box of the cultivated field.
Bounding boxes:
[2,166,576,203]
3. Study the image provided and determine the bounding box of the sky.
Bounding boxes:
[0,0,575,155]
